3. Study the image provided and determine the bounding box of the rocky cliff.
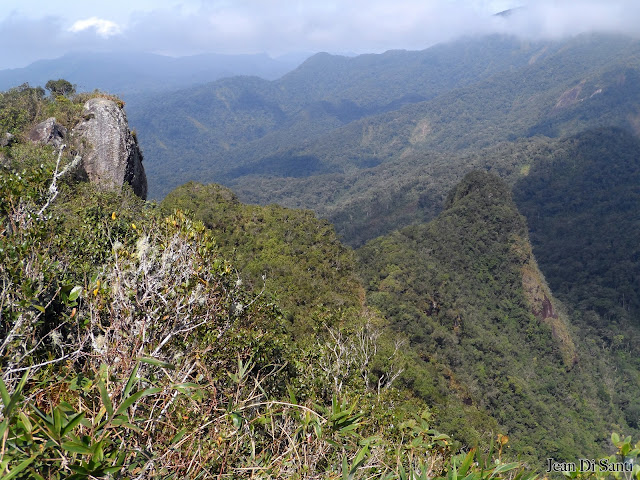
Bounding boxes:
[28,97,147,199]
[72,98,147,199]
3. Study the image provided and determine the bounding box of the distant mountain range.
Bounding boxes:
[0,51,310,97]
[128,34,553,198]
[124,33,640,206]
[218,33,640,244]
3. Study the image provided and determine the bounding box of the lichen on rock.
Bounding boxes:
[71,98,147,199]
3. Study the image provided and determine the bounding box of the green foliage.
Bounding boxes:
[0,83,46,135]
[514,128,640,320]
[0,78,120,144]
[513,127,640,440]
[12,73,640,477]
[130,34,640,211]
[217,35,640,247]
[559,433,640,480]
[228,136,548,247]
[3,110,539,477]
[45,79,76,97]
[357,172,620,466]
[161,182,364,337]
[132,34,578,199]
[1,114,545,478]
[0,123,296,475]
[0,367,165,479]
[226,123,640,472]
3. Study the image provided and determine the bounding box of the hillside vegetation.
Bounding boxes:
[157,171,640,471]
[225,35,640,246]
[357,171,632,464]
[0,83,559,479]
[129,34,558,199]
[127,33,640,204]
[514,128,640,433]
[4,31,640,476]
[160,182,365,337]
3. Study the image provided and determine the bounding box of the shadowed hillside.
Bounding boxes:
[358,171,632,465]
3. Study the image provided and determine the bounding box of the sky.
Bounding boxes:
[1,0,639,70]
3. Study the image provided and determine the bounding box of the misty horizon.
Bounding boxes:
[2,0,639,71]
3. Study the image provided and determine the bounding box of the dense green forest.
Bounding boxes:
[227,137,544,246]
[513,128,640,434]
[4,31,640,478]
[160,182,365,336]
[156,170,640,469]
[128,34,566,198]
[127,33,640,202]
[0,82,562,479]
[223,37,640,247]
[357,171,635,463]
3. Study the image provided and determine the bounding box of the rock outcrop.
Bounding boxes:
[72,98,147,199]
[521,253,578,369]
[1,132,15,147]
[29,118,67,148]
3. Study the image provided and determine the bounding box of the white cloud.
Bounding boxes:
[69,17,122,38]
[1,1,640,70]
[119,0,640,58]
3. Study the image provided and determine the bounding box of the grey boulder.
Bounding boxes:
[72,98,147,199]
[29,118,67,148]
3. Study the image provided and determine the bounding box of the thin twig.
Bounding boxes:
[37,144,66,217]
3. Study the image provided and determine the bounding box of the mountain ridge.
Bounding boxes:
[125,33,640,200]
[357,171,622,462]
[0,50,307,97]
[128,34,564,198]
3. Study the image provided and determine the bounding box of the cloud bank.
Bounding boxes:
[1,0,639,69]
[68,17,122,38]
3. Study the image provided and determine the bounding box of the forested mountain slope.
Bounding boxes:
[129,34,562,198]
[248,39,640,175]
[158,172,634,468]
[513,128,640,432]
[125,34,640,467]
[156,165,640,468]
[3,82,640,476]
[229,136,547,246]
[357,171,635,465]
[228,35,640,244]
[514,127,640,319]
[127,33,640,202]
[160,181,365,337]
